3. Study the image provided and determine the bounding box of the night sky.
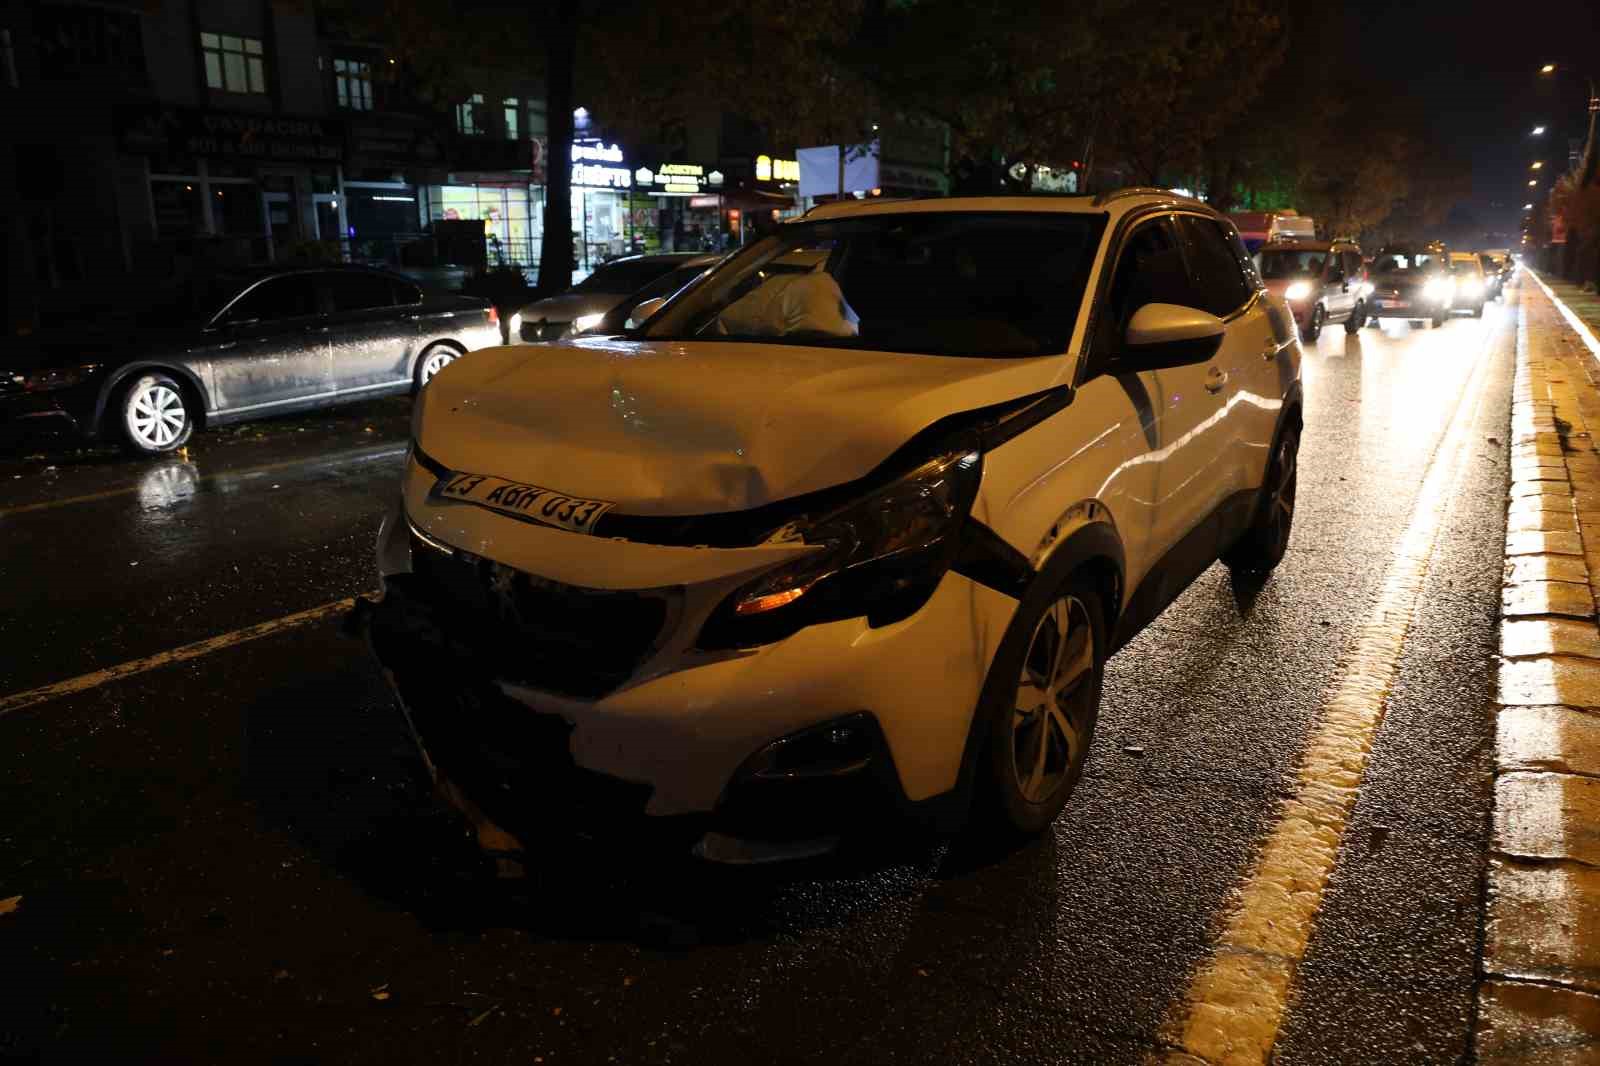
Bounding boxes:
[1343,0,1600,244]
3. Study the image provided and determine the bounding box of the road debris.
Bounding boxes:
[370,983,391,1002]
[467,1003,500,1028]
[0,895,20,916]
[1122,745,1146,757]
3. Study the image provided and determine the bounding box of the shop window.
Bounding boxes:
[151,180,205,238]
[335,57,373,111]
[201,32,265,94]
[211,184,263,237]
[456,93,484,136]
[503,97,519,140]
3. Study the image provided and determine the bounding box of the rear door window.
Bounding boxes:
[219,276,318,324]
[322,271,397,314]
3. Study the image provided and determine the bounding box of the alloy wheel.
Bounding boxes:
[1264,432,1298,552]
[128,382,187,449]
[1010,595,1095,804]
[419,349,455,385]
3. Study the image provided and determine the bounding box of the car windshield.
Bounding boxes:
[1372,252,1440,273]
[571,258,684,295]
[599,262,715,332]
[639,211,1108,358]
[1256,250,1327,280]
[1452,258,1481,275]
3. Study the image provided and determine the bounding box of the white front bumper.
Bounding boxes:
[374,478,1019,817]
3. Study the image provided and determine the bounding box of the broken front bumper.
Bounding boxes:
[363,492,1018,855]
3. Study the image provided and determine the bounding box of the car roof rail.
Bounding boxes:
[1091,186,1198,207]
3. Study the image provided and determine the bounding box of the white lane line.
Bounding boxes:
[0,598,356,717]
[1527,269,1600,363]
[1162,304,1502,1063]
[0,444,407,520]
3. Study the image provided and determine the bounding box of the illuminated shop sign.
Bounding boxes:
[639,162,725,197]
[572,140,630,188]
[756,154,800,182]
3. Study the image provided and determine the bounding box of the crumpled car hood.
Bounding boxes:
[415,338,1066,515]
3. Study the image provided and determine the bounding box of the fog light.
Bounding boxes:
[744,713,878,780]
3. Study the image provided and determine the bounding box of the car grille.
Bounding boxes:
[519,318,569,342]
[404,529,679,699]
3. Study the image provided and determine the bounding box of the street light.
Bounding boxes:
[1541,63,1557,75]
[1524,203,1535,210]
[1529,179,1539,186]
[1532,125,1546,135]
[1531,161,1544,169]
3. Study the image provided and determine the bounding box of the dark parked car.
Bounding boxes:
[1,265,501,455]
[516,253,718,341]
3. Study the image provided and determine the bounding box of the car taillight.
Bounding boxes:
[486,305,500,326]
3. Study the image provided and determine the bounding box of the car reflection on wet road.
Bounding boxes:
[0,303,1513,1064]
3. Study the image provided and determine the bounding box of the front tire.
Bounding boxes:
[119,372,195,455]
[975,574,1104,838]
[1345,300,1367,334]
[1224,425,1299,574]
[1431,310,1447,328]
[1303,304,1325,341]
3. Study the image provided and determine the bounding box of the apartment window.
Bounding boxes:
[456,93,484,135]
[334,57,372,110]
[201,32,265,94]
[503,97,519,140]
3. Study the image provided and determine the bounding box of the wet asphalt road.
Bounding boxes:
[0,294,1516,1065]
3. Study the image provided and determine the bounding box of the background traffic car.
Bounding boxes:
[1477,253,1505,301]
[571,253,721,336]
[1254,239,1369,339]
[1448,252,1489,317]
[366,190,1304,862]
[1,266,499,455]
[516,252,715,341]
[1366,246,1454,328]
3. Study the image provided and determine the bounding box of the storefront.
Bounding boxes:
[122,105,349,266]
[632,161,728,252]
[426,180,542,269]
[571,140,633,278]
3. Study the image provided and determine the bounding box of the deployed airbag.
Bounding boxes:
[712,272,860,340]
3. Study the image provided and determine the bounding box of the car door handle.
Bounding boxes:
[1204,367,1227,393]
[1263,342,1280,360]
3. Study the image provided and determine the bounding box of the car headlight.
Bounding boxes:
[14,365,101,393]
[1284,281,1312,302]
[1458,280,1482,298]
[571,312,604,334]
[698,442,984,649]
[1423,278,1454,303]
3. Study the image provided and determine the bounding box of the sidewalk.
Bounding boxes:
[1478,272,1600,1060]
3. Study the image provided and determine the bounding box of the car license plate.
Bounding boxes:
[1378,299,1398,309]
[432,472,614,534]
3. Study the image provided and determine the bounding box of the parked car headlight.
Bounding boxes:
[698,441,983,649]
[1457,279,1482,298]
[1284,281,1312,301]
[571,312,605,334]
[1423,278,1454,303]
[14,365,101,393]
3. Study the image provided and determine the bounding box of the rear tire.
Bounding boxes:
[118,372,195,456]
[1224,425,1299,575]
[1431,310,1447,328]
[413,343,459,392]
[974,573,1105,838]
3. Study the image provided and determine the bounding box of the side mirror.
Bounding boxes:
[1121,303,1225,368]
[624,296,667,331]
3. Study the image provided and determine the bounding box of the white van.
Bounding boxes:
[1229,211,1316,253]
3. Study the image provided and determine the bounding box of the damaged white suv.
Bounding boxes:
[366,191,1303,862]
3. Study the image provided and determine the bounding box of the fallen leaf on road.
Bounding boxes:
[0,895,20,916]
[370,983,391,1002]
[1487,436,1501,445]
